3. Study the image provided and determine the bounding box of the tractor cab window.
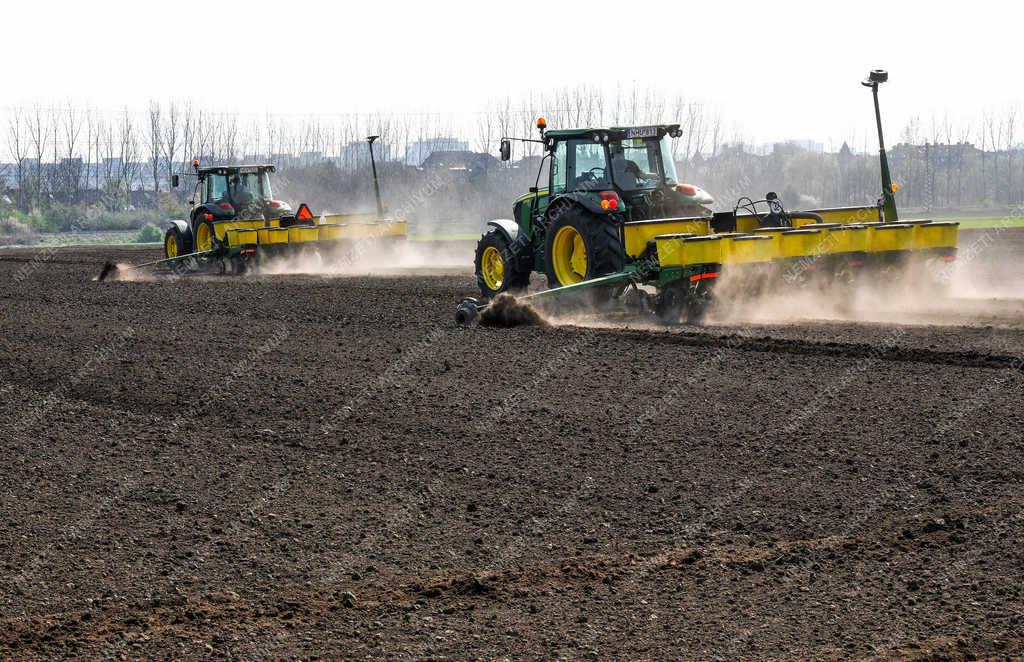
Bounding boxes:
[551,141,568,194]
[566,140,610,192]
[260,171,273,199]
[205,174,229,203]
[659,135,679,185]
[610,137,677,191]
[229,172,263,205]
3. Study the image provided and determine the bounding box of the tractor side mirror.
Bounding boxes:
[171,174,179,188]
[500,139,511,162]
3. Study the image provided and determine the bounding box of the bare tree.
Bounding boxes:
[86,107,100,194]
[59,102,84,204]
[1004,107,1017,205]
[120,110,140,204]
[7,107,29,211]
[147,100,163,194]
[26,104,51,209]
[162,101,181,199]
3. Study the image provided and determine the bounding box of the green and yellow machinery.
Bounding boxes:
[457,69,958,325]
[99,136,406,280]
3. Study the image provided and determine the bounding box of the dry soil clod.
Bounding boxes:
[478,293,549,328]
[97,261,120,282]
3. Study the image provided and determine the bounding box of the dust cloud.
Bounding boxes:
[537,252,1024,330]
[706,253,1023,327]
[250,239,471,277]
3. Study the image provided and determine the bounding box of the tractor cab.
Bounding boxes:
[536,124,714,223]
[164,161,296,257]
[203,168,267,207]
[192,164,291,222]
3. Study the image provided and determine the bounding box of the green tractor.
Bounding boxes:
[475,119,715,298]
[165,162,295,259]
[462,72,960,326]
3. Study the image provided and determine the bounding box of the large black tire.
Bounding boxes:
[543,205,625,289]
[163,226,192,258]
[474,228,531,298]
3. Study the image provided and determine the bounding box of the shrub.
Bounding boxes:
[136,222,163,243]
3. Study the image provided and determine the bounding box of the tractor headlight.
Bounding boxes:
[592,134,602,143]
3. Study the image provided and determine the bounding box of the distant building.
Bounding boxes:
[0,163,15,188]
[786,139,825,154]
[405,137,469,167]
[337,140,389,171]
[270,153,295,168]
[890,142,980,162]
[515,154,548,175]
[419,150,498,173]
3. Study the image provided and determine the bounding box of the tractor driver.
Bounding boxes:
[613,157,644,189]
[229,174,256,206]
[610,143,652,190]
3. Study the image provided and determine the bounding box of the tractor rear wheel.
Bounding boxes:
[543,206,625,289]
[474,229,530,298]
[164,226,192,258]
[194,220,216,253]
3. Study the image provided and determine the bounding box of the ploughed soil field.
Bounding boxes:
[1,229,1023,660]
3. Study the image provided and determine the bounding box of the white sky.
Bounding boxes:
[5,0,1023,148]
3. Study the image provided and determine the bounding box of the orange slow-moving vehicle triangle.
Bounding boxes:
[295,203,314,221]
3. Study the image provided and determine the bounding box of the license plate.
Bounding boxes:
[239,166,258,174]
[625,126,658,139]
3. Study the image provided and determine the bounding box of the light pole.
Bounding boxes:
[367,135,384,220]
[862,69,899,222]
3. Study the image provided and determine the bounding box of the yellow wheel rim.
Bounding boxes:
[165,233,178,258]
[552,225,587,285]
[196,222,213,252]
[480,245,505,291]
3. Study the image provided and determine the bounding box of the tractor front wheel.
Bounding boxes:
[474,229,530,298]
[164,226,192,259]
